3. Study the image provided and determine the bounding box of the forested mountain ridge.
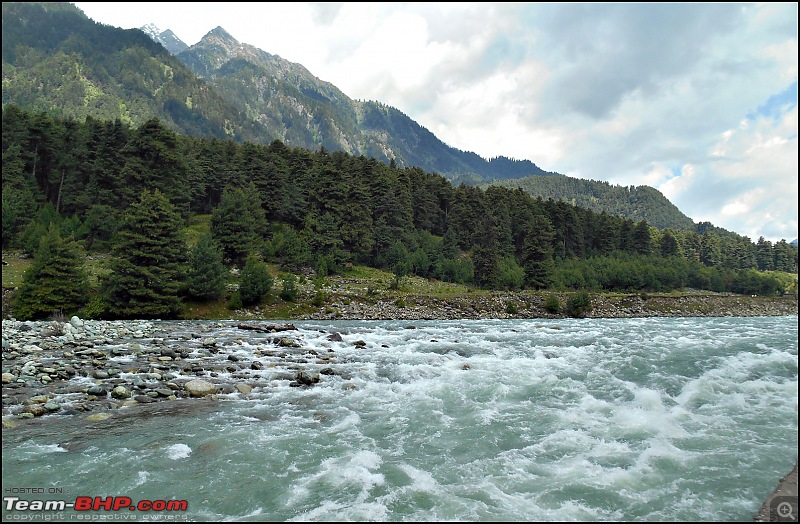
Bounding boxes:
[1,2,267,143]
[483,176,698,232]
[1,2,553,185]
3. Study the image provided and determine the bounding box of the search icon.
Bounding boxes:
[776,501,795,520]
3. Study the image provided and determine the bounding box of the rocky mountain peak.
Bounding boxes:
[204,26,238,44]
[140,23,161,39]
[140,23,188,55]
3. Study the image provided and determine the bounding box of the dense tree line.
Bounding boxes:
[3,106,796,319]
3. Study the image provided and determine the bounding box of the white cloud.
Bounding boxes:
[659,164,697,202]
[638,164,674,188]
[659,105,798,241]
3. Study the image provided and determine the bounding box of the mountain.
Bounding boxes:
[1,2,729,234]
[1,2,267,143]
[1,3,552,184]
[140,23,188,55]
[173,26,554,184]
[483,175,698,232]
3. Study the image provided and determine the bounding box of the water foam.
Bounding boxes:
[166,443,192,460]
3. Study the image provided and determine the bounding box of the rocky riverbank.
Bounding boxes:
[1,318,333,426]
[2,293,796,424]
[2,292,798,421]
[296,290,798,321]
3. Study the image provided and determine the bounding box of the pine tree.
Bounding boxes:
[2,183,39,248]
[681,231,702,263]
[210,183,268,266]
[587,211,619,256]
[440,226,460,260]
[80,204,120,252]
[700,232,722,267]
[756,237,775,271]
[448,184,486,250]
[632,220,652,256]
[238,255,272,306]
[12,224,89,320]
[338,168,375,263]
[522,214,556,289]
[659,229,680,257]
[472,214,500,289]
[385,240,412,289]
[549,200,585,259]
[119,118,190,212]
[103,189,187,319]
[773,240,797,273]
[186,232,227,300]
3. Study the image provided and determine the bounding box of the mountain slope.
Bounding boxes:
[1,2,266,142]
[484,175,698,232]
[175,26,556,184]
[177,27,364,156]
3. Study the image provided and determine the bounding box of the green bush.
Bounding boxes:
[434,257,474,285]
[544,294,561,313]
[227,291,243,310]
[311,290,327,307]
[81,295,109,320]
[506,302,519,314]
[239,256,272,306]
[566,290,592,318]
[279,274,298,302]
[497,257,525,290]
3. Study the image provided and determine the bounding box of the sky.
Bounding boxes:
[72,2,798,243]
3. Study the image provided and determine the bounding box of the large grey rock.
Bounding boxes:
[184,379,217,397]
[111,386,131,399]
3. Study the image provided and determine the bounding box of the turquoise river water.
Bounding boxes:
[2,316,797,521]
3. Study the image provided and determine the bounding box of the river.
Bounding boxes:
[2,316,797,521]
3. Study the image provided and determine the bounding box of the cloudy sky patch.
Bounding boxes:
[73,2,798,242]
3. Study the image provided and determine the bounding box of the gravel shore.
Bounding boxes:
[258,290,799,321]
